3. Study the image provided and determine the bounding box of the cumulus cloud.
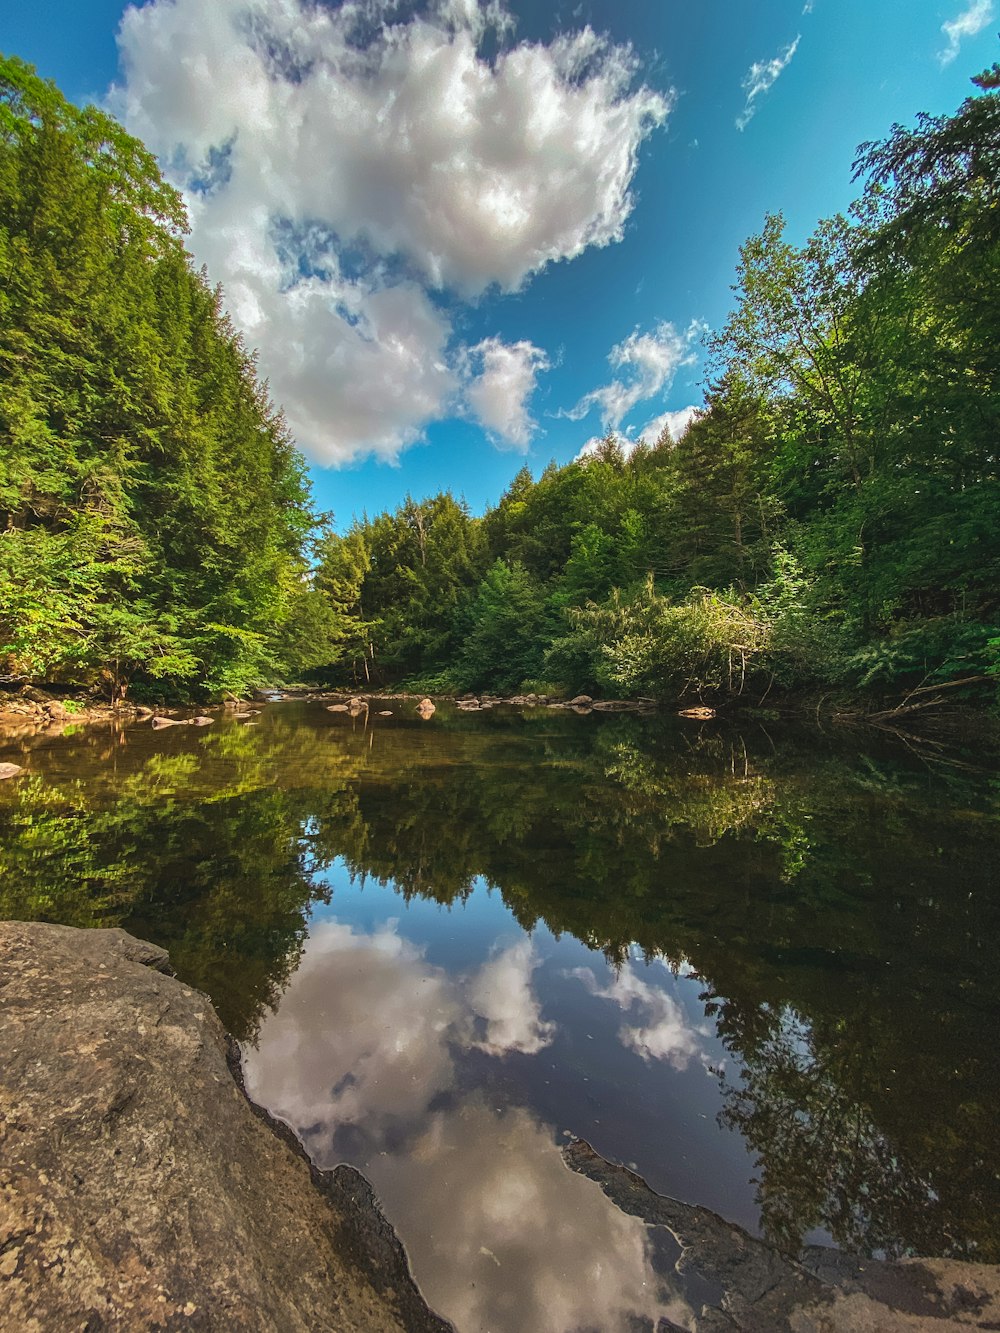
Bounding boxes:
[577,403,701,460]
[940,0,995,65]
[636,404,701,445]
[564,320,702,432]
[243,920,558,1162]
[465,938,556,1054]
[572,963,706,1068]
[112,0,670,463]
[462,338,550,450]
[736,35,801,131]
[376,1100,694,1333]
[243,920,462,1141]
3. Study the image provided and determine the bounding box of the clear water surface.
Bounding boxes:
[1,701,997,1331]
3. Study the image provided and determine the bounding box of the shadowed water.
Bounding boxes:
[1,701,998,1330]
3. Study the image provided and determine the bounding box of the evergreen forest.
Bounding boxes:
[3,53,999,710]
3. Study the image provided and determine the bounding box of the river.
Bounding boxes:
[1,700,997,1330]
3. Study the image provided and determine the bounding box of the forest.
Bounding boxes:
[2,54,999,709]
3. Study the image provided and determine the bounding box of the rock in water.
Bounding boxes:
[0,762,23,780]
[0,921,449,1333]
[416,698,436,717]
[150,716,183,729]
[563,1138,1000,1330]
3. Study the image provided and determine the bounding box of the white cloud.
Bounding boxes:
[572,963,705,1068]
[465,939,556,1054]
[564,321,702,431]
[634,404,701,446]
[112,0,670,464]
[242,922,700,1329]
[376,1101,694,1333]
[940,0,995,65]
[736,35,801,131]
[575,405,699,462]
[462,338,550,450]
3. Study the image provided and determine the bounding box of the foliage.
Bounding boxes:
[302,63,1000,710]
[7,54,998,709]
[0,56,315,697]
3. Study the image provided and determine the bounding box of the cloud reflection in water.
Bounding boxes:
[243,920,698,1332]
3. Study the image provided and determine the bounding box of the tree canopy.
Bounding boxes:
[0,55,325,698]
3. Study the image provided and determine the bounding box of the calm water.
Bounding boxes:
[1,701,998,1330]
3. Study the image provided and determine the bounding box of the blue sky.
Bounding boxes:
[3,0,997,529]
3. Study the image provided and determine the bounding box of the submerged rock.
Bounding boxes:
[563,1138,1000,1331]
[0,761,23,779]
[0,921,449,1333]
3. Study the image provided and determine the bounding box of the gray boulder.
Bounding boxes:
[0,922,449,1333]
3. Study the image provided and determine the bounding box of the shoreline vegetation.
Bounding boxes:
[2,56,1000,721]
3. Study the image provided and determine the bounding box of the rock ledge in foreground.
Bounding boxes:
[0,921,450,1332]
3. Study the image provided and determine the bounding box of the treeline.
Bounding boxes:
[0,56,336,699]
[2,57,998,706]
[317,63,1000,706]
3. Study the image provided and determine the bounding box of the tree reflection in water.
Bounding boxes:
[0,701,997,1263]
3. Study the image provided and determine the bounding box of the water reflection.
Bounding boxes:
[571,962,709,1069]
[0,701,998,1272]
[243,919,698,1332]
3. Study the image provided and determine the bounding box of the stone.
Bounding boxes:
[150,716,184,729]
[563,1139,999,1331]
[0,762,23,780]
[190,716,214,727]
[416,698,436,716]
[567,695,593,707]
[327,704,349,713]
[0,922,449,1333]
[377,711,393,717]
[678,707,716,720]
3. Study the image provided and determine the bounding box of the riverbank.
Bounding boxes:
[3,921,998,1330]
[0,921,449,1332]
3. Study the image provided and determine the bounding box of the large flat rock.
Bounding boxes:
[0,921,449,1332]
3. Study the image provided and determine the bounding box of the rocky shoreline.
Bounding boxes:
[2,920,998,1331]
[0,921,449,1332]
[564,1142,1000,1331]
